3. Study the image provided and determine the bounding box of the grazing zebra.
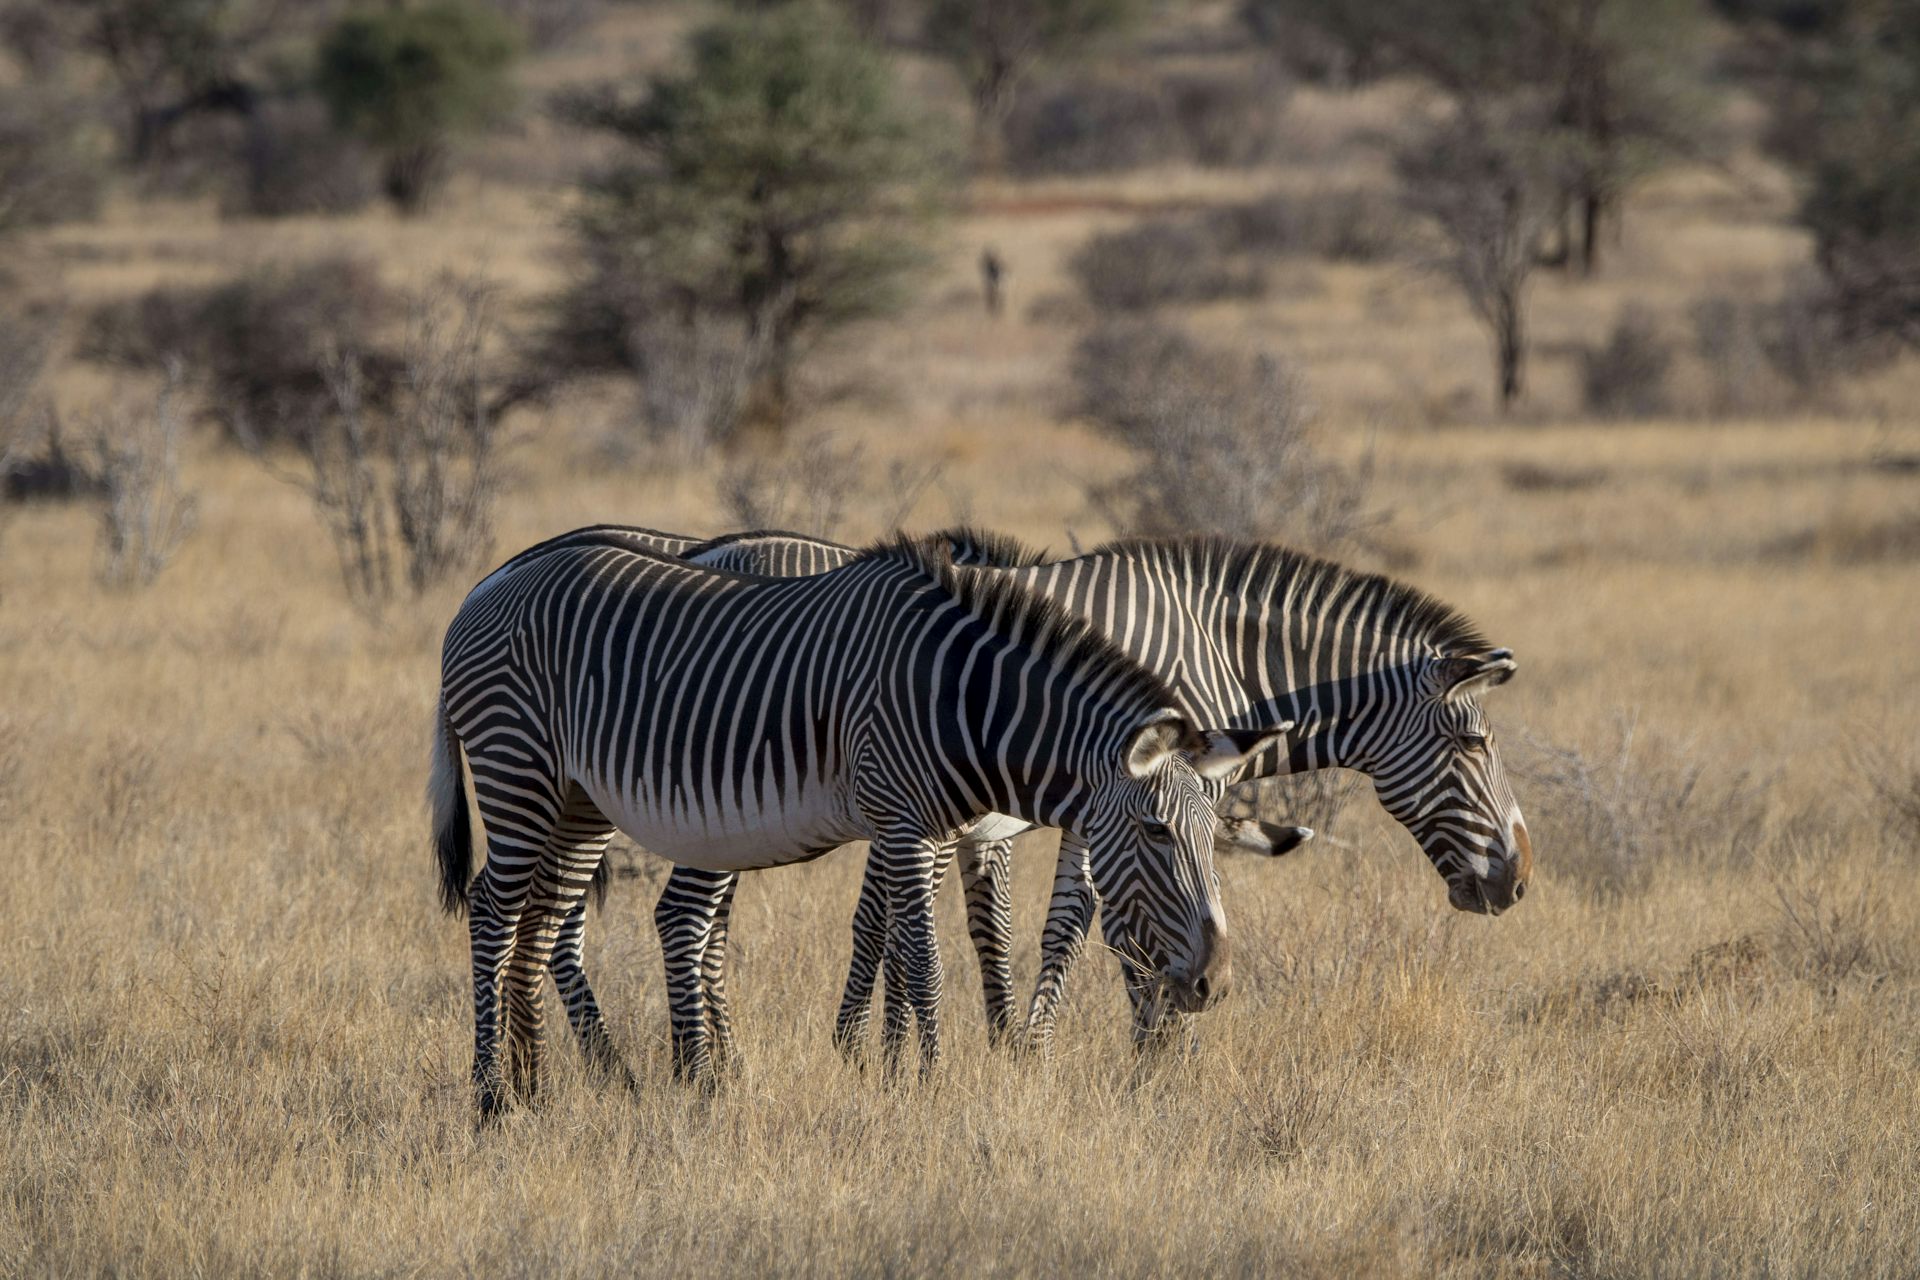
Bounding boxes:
[540,527,1533,1063]
[430,529,1285,1116]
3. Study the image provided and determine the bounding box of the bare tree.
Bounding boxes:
[389,277,508,594]
[1396,108,1562,411]
[283,275,510,613]
[87,362,198,589]
[717,431,867,537]
[1073,320,1375,550]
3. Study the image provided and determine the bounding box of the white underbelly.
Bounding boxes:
[586,775,860,871]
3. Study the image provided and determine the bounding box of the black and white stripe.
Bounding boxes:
[429,530,1279,1116]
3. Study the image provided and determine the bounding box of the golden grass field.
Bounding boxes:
[4,7,1920,1276]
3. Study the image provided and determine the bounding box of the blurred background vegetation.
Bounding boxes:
[3,0,1919,600]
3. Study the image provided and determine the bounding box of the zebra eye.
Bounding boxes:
[1139,819,1174,842]
[1459,733,1489,753]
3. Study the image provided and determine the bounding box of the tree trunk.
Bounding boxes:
[1579,189,1603,277]
[1495,291,1525,412]
[970,53,1019,173]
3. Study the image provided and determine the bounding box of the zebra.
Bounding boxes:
[536,527,1531,1064]
[429,529,1288,1116]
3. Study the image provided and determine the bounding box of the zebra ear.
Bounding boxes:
[1124,716,1191,779]
[1436,649,1516,701]
[1217,818,1314,857]
[1186,723,1292,781]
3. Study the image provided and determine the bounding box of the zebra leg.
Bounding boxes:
[872,832,946,1077]
[655,865,729,1087]
[1023,831,1098,1055]
[502,794,612,1106]
[700,871,742,1076]
[832,854,891,1063]
[958,837,1016,1046]
[879,840,967,1051]
[549,895,636,1091]
[463,761,566,1122]
[880,842,955,1060]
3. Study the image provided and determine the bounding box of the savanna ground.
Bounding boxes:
[4,5,1920,1277]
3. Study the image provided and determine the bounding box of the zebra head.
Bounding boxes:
[1082,715,1291,1013]
[1359,647,1531,915]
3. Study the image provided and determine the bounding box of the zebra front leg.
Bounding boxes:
[654,865,728,1087]
[958,837,1016,1046]
[873,832,946,1078]
[832,856,891,1063]
[1023,832,1098,1055]
[551,894,637,1091]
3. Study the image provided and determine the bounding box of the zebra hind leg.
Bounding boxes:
[700,871,743,1077]
[959,838,1016,1047]
[872,831,946,1079]
[465,771,565,1123]
[502,792,613,1107]
[654,865,730,1089]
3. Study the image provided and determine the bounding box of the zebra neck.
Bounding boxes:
[1006,548,1439,778]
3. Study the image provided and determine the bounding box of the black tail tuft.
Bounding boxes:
[431,697,474,916]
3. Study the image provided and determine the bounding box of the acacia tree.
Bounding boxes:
[559,1,945,430]
[926,0,1140,168]
[1397,106,1564,411]
[316,0,518,212]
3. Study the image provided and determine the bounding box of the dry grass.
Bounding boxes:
[4,11,1920,1276]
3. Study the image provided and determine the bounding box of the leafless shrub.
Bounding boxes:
[281,277,510,612]
[1235,1068,1346,1166]
[80,257,399,448]
[717,432,865,538]
[1759,511,1920,566]
[1160,62,1291,168]
[1073,320,1374,550]
[1757,277,1859,399]
[1507,718,1770,900]
[1690,279,1867,414]
[1854,738,1920,848]
[85,364,199,590]
[1207,186,1405,263]
[1582,305,1673,419]
[1501,461,1608,493]
[0,302,101,503]
[225,99,377,219]
[629,318,759,463]
[1003,73,1186,176]
[1221,769,1368,846]
[1769,863,1887,992]
[1069,219,1265,311]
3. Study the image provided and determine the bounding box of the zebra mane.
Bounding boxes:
[924,525,1051,569]
[1092,535,1492,655]
[863,532,1187,726]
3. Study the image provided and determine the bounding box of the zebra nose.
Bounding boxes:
[1513,880,1527,901]
[1191,917,1231,1009]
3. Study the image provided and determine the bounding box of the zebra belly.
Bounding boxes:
[582,773,861,872]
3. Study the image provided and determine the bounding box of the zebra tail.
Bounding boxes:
[429,693,473,917]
